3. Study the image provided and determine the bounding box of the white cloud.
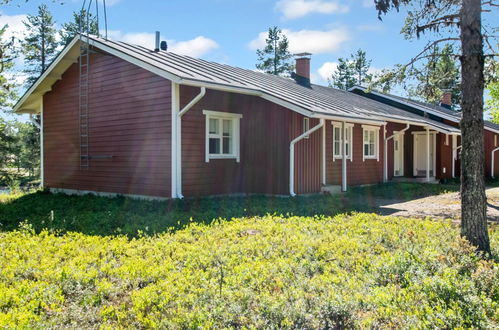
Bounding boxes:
[249,28,349,55]
[169,37,219,58]
[0,13,27,42]
[276,0,349,19]
[362,0,374,7]
[317,61,338,82]
[107,31,219,57]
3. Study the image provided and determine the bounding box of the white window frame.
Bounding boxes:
[362,125,380,162]
[303,118,310,139]
[332,122,353,161]
[203,110,242,163]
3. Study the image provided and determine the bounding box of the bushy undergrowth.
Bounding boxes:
[0,182,461,237]
[0,213,498,328]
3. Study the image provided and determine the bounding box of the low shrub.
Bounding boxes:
[0,213,497,328]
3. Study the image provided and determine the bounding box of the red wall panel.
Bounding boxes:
[43,51,172,197]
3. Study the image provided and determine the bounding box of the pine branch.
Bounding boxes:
[416,13,461,35]
[405,38,460,68]
[482,0,499,7]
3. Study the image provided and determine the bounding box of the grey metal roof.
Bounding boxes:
[14,35,461,133]
[350,86,499,132]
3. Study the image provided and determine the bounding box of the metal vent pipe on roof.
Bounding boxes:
[154,31,160,52]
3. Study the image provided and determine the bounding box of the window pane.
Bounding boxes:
[222,119,232,136]
[209,138,220,154]
[334,141,340,156]
[209,118,219,134]
[364,144,369,155]
[334,127,341,140]
[223,137,232,154]
[345,142,350,156]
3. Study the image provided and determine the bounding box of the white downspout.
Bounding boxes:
[426,127,431,182]
[452,136,461,179]
[31,106,44,187]
[341,121,347,192]
[452,135,457,178]
[322,123,326,186]
[171,83,179,198]
[492,147,499,178]
[176,86,206,199]
[384,124,410,182]
[290,119,325,197]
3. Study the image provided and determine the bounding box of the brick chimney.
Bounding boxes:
[439,91,452,110]
[293,53,312,87]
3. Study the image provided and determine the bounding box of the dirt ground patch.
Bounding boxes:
[374,187,499,222]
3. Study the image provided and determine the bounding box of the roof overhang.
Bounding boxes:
[13,37,81,114]
[349,86,499,135]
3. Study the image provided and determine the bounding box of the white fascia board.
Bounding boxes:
[13,36,81,113]
[312,113,385,126]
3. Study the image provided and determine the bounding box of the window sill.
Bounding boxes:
[206,155,240,162]
[333,156,352,161]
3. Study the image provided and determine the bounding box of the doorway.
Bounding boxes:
[413,132,436,177]
[393,132,404,177]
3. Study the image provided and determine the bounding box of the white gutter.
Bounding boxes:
[384,124,410,182]
[312,113,384,126]
[176,87,206,199]
[492,147,499,178]
[290,119,325,196]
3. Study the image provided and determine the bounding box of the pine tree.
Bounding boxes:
[351,49,372,87]
[329,58,355,90]
[329,49,372,90]
[256,27,294,76]
[407,44,461,107]
[60,10,99,46]
[21,4,58,87]
[375,0,497,254]
[0,25,16,110]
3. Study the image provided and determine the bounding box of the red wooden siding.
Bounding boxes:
[325,122,384,186]
[179,86,322,197]
[485,130,499,177]
[43,51,172,197]
[293,117,322,194]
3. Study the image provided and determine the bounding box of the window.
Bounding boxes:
[362,125,380,161]
[203,110,242,162]
[332,122,353,161]
[303,118,310,139]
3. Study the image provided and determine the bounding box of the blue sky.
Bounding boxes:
[1,0,433,88]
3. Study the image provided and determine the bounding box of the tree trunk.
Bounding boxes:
[459,0,490,254]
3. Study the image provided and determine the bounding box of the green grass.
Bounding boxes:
[0,214,498,328]
[0,182,461,237]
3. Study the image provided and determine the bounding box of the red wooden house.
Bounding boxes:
[13,35,499,199]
